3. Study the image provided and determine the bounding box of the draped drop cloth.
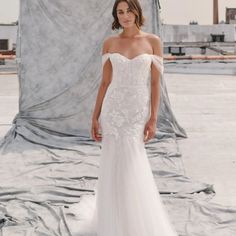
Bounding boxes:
[0,1,236,236]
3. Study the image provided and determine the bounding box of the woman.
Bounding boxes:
[90,0,179,235]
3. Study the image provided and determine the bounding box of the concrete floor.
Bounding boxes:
[0,73,236,207]
[165,73,236,206]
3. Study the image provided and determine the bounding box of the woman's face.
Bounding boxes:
[116,1,136,28]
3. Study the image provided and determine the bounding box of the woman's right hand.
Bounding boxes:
[91,119,102,142]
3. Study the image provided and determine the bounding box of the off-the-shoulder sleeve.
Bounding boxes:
[151,54,164,75]
[102,53,110,68]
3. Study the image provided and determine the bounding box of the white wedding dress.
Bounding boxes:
[72,52,179,236]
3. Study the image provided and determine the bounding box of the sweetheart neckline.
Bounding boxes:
[103,52,162,61]
[102,52,164,75]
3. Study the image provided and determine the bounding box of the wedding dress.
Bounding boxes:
[72,52,179,236]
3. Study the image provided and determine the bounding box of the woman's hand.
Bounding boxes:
[143,117,157,143]
[91,119,102,142]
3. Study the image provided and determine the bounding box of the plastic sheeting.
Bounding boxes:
[0,0,236,235]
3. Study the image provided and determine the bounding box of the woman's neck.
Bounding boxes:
[120,26,142,38]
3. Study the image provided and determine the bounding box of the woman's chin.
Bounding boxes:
[122,23,135,29]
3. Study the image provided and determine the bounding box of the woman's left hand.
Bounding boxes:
[143,117,157,143]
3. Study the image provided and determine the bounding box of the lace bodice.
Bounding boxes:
[102,53,164,78]
[100,53,164,140]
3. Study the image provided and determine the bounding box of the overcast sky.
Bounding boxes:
[0,0,235,25]
[160,0,236,24]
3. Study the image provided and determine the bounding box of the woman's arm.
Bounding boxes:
[150,36,163,122]
[91,38,113,141]
[144,36,163,142]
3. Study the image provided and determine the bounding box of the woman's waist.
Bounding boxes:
[110,76,150,87]
[107,82,150,92]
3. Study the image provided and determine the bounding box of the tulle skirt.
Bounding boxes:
[73,135,178,236]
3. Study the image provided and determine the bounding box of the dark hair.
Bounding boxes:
[112,0,145,30]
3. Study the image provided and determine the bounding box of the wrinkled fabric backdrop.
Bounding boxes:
[0,0,236,235]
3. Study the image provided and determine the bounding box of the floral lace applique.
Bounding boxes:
[100,53,162,140]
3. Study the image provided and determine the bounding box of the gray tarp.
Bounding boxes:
[0,0,236,235]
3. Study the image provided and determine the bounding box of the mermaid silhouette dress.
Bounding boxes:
[73,52,179,236]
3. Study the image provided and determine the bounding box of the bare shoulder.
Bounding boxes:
[144,32,163,56]
[145,33,162,45]
[102,35,119,54]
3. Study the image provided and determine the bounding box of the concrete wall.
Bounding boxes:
[0,25,17,50]
[162,24,236,42]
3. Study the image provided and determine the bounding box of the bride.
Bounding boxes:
[90,0,179,235]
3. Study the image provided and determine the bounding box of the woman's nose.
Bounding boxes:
[123,14,129,19]
[123,12,129,17]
